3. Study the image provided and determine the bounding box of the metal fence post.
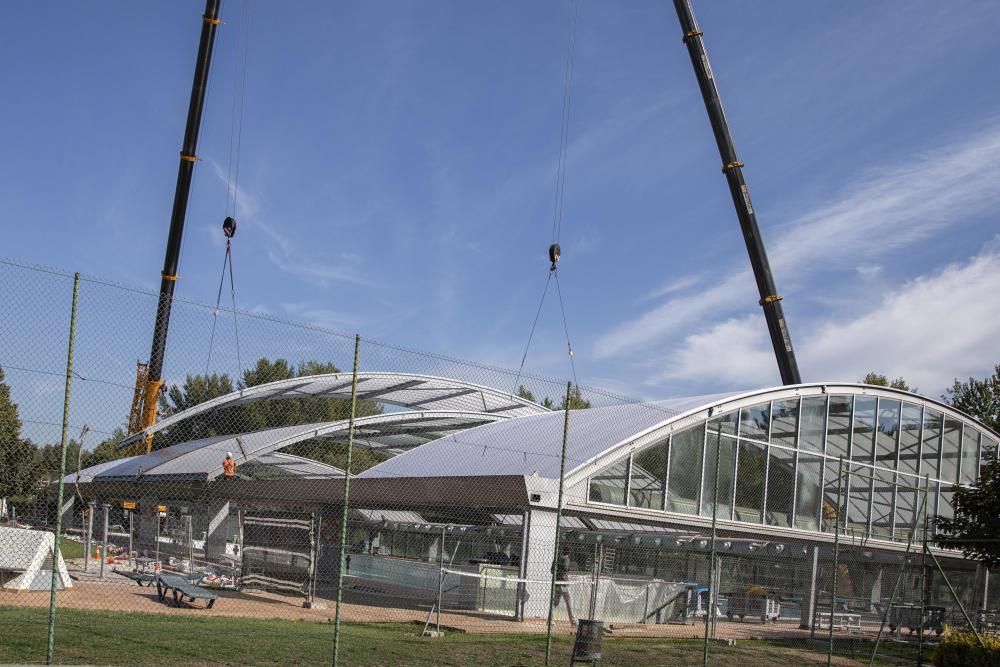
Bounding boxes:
[702,423,722,667]
[84,501,95,573]
[917,475,930,666]
[544,381,572,667]
[827,457,844,667]
[185,513,193,573]
[100,504,110,579]
[436,524,446,635]
[128,511,134,564]
[45,272,80,665]
[868,478,928,666]
[332,334,361,667]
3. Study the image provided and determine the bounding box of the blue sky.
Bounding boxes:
[2,0,1000,421]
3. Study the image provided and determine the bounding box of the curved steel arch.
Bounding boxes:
[89,410,509,482]
[121,371,548,449]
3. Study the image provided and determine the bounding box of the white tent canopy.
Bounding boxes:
[0,527,73,591]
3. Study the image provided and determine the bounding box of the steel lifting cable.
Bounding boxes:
[513,0,582,396]
[206,0,252,376]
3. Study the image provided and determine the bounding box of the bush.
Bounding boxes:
[934,629,1000,667]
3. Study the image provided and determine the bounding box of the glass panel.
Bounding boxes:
[765,446,795,528]
[870,468,895,539]
[821,459,847,533]
[894,485,918,541]
[960,427,981,486]
[630,439,667,510]
[875,399,901,466]
[940,418,962,483]
[800,396,827,452]
[739,402,770,441]
[921,409,942,479]
[667,423,704,515]
[702,413,737,519]
[589,458,628,505]
[735,436,767,524]
[898,403,922,477]
[936,486,954,534]
[852,396,876,463]
[846,462,871,535]
[826,395,852,459]
[771,399,799,449]
[795,454,823,530]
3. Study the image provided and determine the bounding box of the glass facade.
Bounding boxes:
[587,390,997,544]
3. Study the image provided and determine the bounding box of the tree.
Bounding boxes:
[935,457,1000,568]
[520,384,590,411]
[559,384,592,411]
[155,357,384,471]
[944,364,1000,433]
[156,372,236,446]
[860,372,914,392]
[0,367,38,500]
[82,428,129,468]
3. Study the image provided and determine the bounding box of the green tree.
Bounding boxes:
[156,372,236,446]
[34,439,82,482]
[155,358,383,472]
[944,364,999,433]
[523,384,590,411]
[82,427,129,468]
[860,372,914,392]
[935,457,1000,568]
[0,368,38,499]
[558,384,592,411]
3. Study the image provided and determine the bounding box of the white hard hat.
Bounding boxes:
[226,451,233,458]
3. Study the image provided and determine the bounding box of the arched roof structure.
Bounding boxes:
[118,372,548,450]
[74,410,508,483]
[360,383,1000,547]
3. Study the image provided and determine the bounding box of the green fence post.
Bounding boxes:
[917,475,930,666]
[332,334,361,667]
[827,457,844,667]
[544,381,572,667]
[703,424,722,667]
[46,272,80,665]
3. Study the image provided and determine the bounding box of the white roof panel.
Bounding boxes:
[359,395,733,482]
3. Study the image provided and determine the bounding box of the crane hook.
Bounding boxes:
[548,243,561,272]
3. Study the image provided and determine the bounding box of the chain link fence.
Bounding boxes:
[1,256,997,666]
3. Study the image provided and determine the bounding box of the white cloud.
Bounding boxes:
[206,159,376,289]
[638,274,703,303]
[654,240,1000,396]
[594,120,1000,359]
[855,264,883,280]
[279,302,358,331]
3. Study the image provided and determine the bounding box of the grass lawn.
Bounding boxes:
[57,539,94,560]
[0,606,903,666]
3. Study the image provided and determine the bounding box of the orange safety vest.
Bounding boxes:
[223,458,237,478]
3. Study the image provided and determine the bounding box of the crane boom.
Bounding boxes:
[672,0,802,385]
[131,0,223,450]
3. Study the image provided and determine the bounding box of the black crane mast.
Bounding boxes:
[672,0,802,385]
[130,0,223,449]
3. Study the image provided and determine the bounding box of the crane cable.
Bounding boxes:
[206,0,253,377]
[514,0,581,397]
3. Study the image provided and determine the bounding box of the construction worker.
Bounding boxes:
[223,452,237,480]
[552,549,576,626]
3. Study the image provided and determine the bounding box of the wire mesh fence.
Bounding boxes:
[1,256,998,666]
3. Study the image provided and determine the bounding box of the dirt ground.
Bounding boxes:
[0,565,875,643]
